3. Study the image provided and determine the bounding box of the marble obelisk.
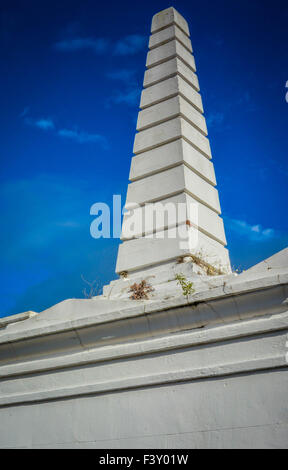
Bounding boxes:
[115,7,231,281]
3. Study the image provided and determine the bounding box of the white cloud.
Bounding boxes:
[105,68,140,107]
[20,110,107,148]
[58,128,108,147]
[113,34,146,55]
[106,88,141,107]
[35,118,55,130]
[54,34,146,56]
[22,113,55,131]
[226,217,277,241]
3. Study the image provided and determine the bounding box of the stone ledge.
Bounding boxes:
[0,355,286,408]
[0,271,287,349]
[0,311,287,380]
[0,311,37,328]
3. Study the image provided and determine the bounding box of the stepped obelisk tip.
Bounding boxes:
[151,7,190,36]
[108,6,232,294]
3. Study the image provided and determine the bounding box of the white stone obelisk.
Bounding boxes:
[115,7,231,283]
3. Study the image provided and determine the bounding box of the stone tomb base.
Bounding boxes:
[0,249,287,448]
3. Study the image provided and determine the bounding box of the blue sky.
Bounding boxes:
[0,0,287,317]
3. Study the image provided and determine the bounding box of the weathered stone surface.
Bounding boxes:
[117,5,228,275]
[144,57,199,90]
[149,24,192,52]
[121,192,227,245]
[146,39,196,71]
[1,366,287,448]
[241,247,288,274]
[126,164,220,213]
[133,116,211,160]
[116,225,230,273]
[137,95,207,134]
[140,75,203,112]
[129,139,216,185]
[151,7,190,36]
[0,311,37,328]
[0,248,287,448]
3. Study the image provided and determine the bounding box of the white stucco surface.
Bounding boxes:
[0,248,287,448]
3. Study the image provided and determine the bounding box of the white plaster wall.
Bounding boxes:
[0,257,287,449]
[1,368,287,449]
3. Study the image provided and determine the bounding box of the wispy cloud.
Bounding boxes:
[108,89,141,107]
[53,33,145,108]
[113,34,146,55]
[54,37,109,54]
[105,68,141,107]
[34,118,55,130]
[20,109,107,148]
[54,34,146,56]
[58,128,108,147]
[22,114,55,131]
[225,217,277,241]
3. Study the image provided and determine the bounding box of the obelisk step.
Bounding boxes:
[121,192,227,245]
[151,7,190,36]
[146,39,196,71]
[140,75,203,112]
[113,7,232,276]
[116,226,231,274]
[143,57,199,90]
[126,165,221,214]
[137,95,207,134]
[133,117,211,159]
[129,139,216,185]
[149,24,192,52]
